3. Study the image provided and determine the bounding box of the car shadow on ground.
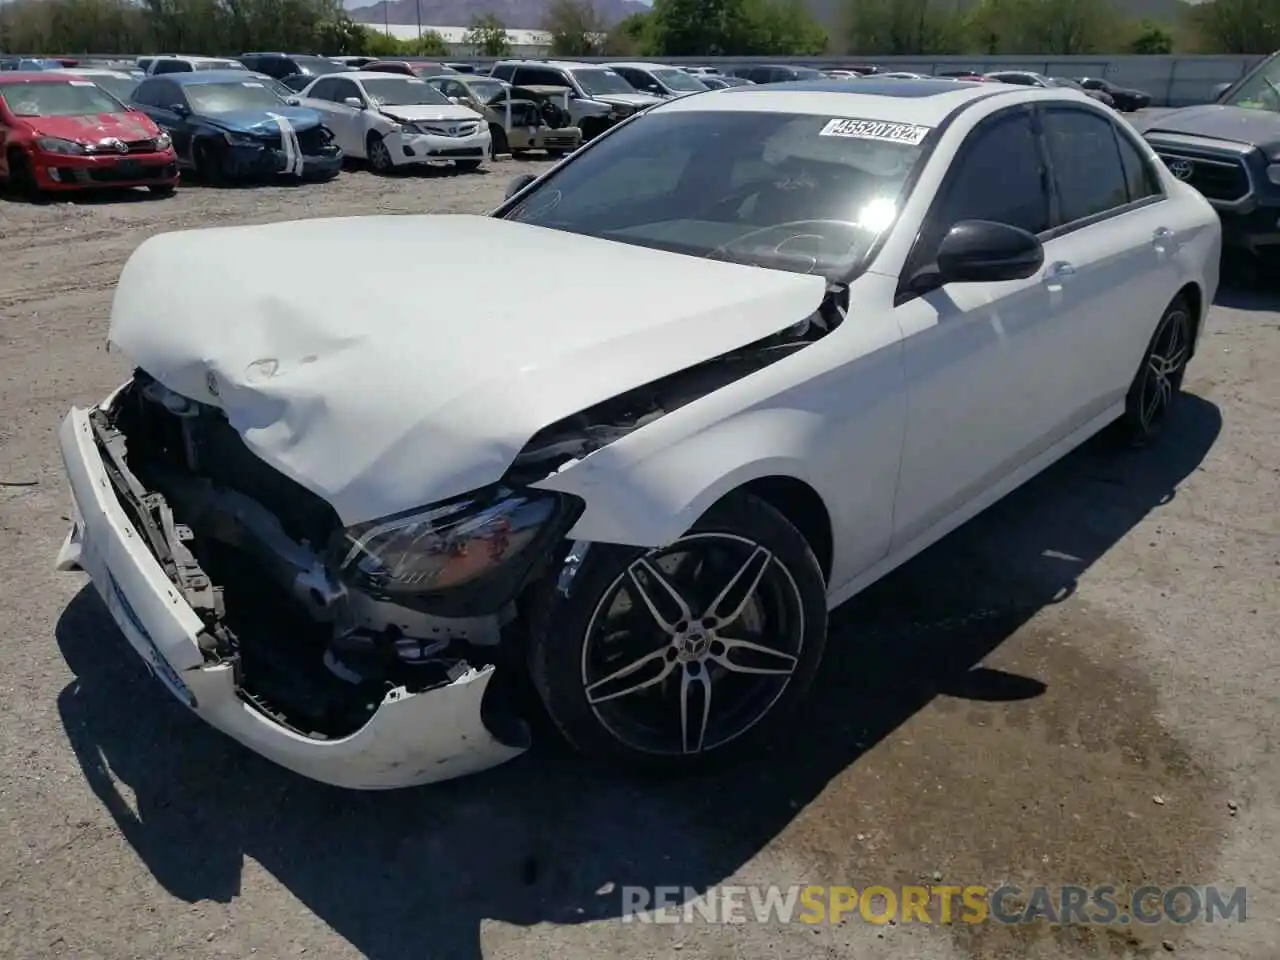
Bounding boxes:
[0,185,170,205]
[54,396,1222,960]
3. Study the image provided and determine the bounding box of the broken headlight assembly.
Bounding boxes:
[334,487,582,616]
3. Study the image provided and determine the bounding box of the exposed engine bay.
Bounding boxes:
[97,293,842,739]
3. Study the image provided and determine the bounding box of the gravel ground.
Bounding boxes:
[0,157,1278,960]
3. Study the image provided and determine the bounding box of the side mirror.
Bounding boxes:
[934,219,1044,285]
[447,96,459,103]
[1212,81,1233,101]
[170,103,190,117]
[505,172,537,200]
[343,96,364,108]
[285,97,300,106]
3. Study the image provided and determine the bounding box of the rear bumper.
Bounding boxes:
[56,402,527,790]
[31,149,180,190]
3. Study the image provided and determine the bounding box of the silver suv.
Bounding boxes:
[489,59,663,139]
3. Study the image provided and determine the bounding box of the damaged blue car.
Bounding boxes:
[129,70,343,183]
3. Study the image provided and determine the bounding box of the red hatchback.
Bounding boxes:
[0,72,180,198]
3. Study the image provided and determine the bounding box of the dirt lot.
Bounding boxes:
[1,162,1278,960]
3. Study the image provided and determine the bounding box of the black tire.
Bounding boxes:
[1120,295,1193,445]
[148,184,176,197]
[547,148,569,159]
[5,148,43,202]
[193,139,224,185]
[455,159,482,171]
[529,490,828,771]
[367,132,395,174]
[488,124,508,159]
[580,118,605,141]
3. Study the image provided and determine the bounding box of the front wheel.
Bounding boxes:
[488,124,508,159]
[455,159,482,171]
[5,149,43,202]
[193,139,224,185]
[529,491,828,770]
[148,184,177,197]
[1120,295,1193,444]
[367,133,395,174]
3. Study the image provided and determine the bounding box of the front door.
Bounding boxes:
[889,106,1065,552]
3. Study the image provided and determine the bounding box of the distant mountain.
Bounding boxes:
[346,0,650,29]
[346,0,1192,35]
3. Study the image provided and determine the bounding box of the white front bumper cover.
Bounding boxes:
[390,129,491,165]
[55,403,527,790]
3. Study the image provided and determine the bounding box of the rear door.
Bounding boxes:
[1034,104,1179,425]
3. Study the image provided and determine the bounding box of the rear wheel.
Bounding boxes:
[529,491,829,771]
[1121,295,1192,444]
[148,183,176,197]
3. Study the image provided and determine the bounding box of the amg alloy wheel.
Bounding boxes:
[529,492,828,768]
[1122,296,1192,444]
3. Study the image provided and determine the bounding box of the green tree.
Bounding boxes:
[404,28,451,55]
[648,0,744,55]
[964,0,1122,54]
[544,0,607,55]
[1128,18,1174,53]
[464,12,511,56]
[1188,0,1280,53]
[845,0,965,54]
[738,0,827,53]
[603,10,653,54]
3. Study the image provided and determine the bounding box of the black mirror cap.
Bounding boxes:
[505,173,537,200]
[936,219,1044,284]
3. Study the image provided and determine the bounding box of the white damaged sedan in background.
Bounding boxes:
[56,79,1220,790]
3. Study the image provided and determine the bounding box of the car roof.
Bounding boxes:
[495,60,605,71]
[606,62,676,71]
[0,70,83,83]
[155,70,267,85]
[654,79,1024,126]
[341,70,432,82]
[66,67,132,76]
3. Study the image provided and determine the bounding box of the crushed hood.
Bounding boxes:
[201,106,323,134]
[1144,104,1280,152]
[379,103,482,123]
[108,214,826,525]
[592,92,664,108]
[24,110,158,143]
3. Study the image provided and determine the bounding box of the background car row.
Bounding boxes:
[0,53,1155,202]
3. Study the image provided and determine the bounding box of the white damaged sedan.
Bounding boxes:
[57,79,1220,789]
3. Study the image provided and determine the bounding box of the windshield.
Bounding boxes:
[259,76,296,98]
[295,57,348,76]
[1221,53,1280,112]
[197,59,247,71]
[571,68,638,96]
[362,77,450,107]
[654,68,708,92]
[465,78,507,102]
[791,67,824,80]
[79,74,140,101]
[0,80,125,116]
[185,80,286,113]
[502,110,927,281]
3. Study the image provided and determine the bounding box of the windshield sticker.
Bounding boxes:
[68,80,97,87]
[819,118,931,145]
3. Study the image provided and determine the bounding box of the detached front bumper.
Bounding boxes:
[56,402,527,790]
[223,142,343,180]
[390,129,490,165]
[32,149,180,190]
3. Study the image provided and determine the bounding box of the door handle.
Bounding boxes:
[1043,261,1076,281]
[1152,227,1173,241]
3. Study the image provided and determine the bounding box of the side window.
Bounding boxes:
[520,67,564,86]
[931,110,1050,242]
[613,66,643,89]
[492,63,515,81]
[331,79,361,105]
[1114,126,1163,203]
[154,59,191,75]
[443,79,468,98]
[1040,107,1130,225]
[308,78,337,101]
[132,80,159,106]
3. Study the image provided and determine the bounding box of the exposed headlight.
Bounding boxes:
[223,131,260,147]
[155,132,172,150]
[397,121,421,135]
[1267,163,1280,186]
[336,487,579,599]
[36,136,86,155]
